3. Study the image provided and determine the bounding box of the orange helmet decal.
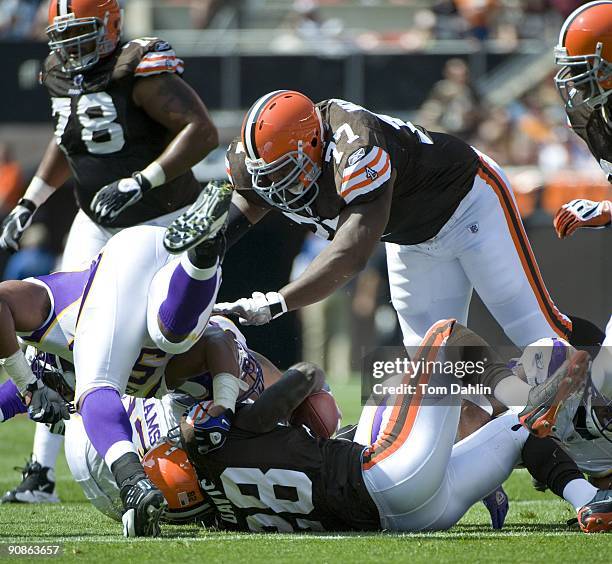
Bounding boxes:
[241,90,324,213]
[46,0,122,72]
[142,439,212,524]
[555,1,612,108]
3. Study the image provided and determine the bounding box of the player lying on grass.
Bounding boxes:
[515,317,612,494]
[3,316,283,523]
[0,181,234,537]
[137,320,609,533]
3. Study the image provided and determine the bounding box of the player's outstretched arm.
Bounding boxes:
[0,139,70,252]
[277,174,395,311]
[234,361,325,433]
[90,73,219,224]
[214,175,395,325]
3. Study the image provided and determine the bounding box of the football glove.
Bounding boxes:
[213,291,287,326]
[90,172,152,225]
[553,199,612,239]
[186,402,234,454]
[24,379,72,425]
[0,199,36,253]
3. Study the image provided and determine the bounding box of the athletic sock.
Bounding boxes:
[79,387,137,469]
[33,423,64,469]
[563,479,598,511]
[522,434,586,503]
[157,255,219,338]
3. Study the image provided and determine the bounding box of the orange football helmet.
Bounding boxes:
[142,439,213,525]
[555,1,612,109]
[46,0,122,73]
[241,90,324,213]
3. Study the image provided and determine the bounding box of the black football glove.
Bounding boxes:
[0,199,36,253]
[25,380,72,425]
[90,172,152,225]
[186,403,234,454]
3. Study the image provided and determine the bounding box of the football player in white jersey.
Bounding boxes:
[516,322,612,486]
[0,182,233,537]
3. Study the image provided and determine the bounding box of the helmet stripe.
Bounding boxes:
[559,1,612,47]
[59,0,68,16]
[243,90,289,161]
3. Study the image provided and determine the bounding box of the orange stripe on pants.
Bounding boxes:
[363,319,456,470]
[477,160,571,340]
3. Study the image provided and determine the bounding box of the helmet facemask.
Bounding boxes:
[555,41,612,109]
[245,140,321,214]
[46,13,108,73]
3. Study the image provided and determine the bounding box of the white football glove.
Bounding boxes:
[213,291,287,326]
[553,199,612,238]
[0,200,36,252]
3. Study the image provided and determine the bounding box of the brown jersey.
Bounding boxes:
[186,421,381,532]
[41,37,201,227]
[226,98,479,244]
[565,91,612,179]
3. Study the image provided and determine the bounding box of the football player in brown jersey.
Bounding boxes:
[552,1,612,238]
[141,322,611,534]
[0,0,217,509]
[202,91,571,354]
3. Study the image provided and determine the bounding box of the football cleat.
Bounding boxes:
[163,181,233,254]
[577,490,612,533]
[0,458,60,504]
[120,477,167,538]
[519,350,590,438]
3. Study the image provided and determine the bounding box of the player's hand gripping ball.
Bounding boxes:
[185,401,234,454]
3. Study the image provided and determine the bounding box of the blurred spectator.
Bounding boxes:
[272,0,345,53]
[0,0,43,39]
[454,0,499,41]
[3,223,56,281]
[0,143,24,217]
[418,58,482,138]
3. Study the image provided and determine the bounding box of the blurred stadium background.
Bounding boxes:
[0,0,610,376]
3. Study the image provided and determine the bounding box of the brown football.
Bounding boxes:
[290,390,342,439]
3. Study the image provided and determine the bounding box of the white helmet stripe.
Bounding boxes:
[243,90,289,161]
[558,1,612,47]
[59,0,69,16]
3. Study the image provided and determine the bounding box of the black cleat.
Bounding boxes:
[1,457,59,504]
[519,350,590,438]
[577,490,612,533]
[164,181,233,254]
[120,478,167,538]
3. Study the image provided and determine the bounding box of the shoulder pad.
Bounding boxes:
[117,37,184,79]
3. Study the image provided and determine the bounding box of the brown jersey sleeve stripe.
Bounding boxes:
[477,159,571,339]
[362,319,456,470]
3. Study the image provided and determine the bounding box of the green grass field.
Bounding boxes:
[0,379,608,563]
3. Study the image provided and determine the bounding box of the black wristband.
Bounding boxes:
[269,300,285,319]
[132,172,152,193]
[17,198,37,213]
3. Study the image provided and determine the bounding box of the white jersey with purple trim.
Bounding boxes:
[546,322,612,478]
[16,227,208,400]
[65,393,187,521]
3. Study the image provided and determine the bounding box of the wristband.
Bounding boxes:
[267,292,288,320]
[213,372,249,411]
[140,161,166,189]
[23,176,56,208]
